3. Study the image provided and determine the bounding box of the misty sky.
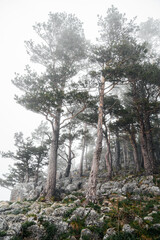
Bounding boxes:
[0,0,160,200]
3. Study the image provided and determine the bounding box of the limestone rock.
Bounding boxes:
[0,217,8,231]
[144,216,153,221]
[103,228,116,239]
[122,224,135,233]
[85,209,102,227]
[80,228,92,240]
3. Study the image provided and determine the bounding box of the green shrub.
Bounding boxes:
[10,236,22,240]
[81,235,92,240]
[63,207,77,218]
[87,202,101,213]
[0,231,7,237]
[42,221,57,240]
[70,217,86,237]
[21,221,36,237]
[106,232,138,240]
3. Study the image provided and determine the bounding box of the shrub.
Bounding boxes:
[0,231,7,237]
[42,221,57,240]
[21,221,36,237]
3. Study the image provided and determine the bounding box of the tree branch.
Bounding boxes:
[60,105,86,129]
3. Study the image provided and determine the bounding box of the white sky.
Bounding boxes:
[0,0,160,201]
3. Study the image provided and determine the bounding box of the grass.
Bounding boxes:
[86,202,101,213]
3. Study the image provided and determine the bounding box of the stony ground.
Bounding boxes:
[0,174,160,239]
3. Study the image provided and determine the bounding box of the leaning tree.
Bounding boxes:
[86,6,138,202]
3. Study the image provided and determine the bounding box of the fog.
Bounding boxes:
[0,0,160,200]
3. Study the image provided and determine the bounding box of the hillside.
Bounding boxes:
[0,174,160,240]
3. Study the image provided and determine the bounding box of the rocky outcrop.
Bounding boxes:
[10,180,44,202]
[10,174,160,202]
[98,175,160,198]
[4,174,160,239]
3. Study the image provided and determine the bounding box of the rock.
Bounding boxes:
[70,236,77,240]
[140,176,153,185]
[55,220,68,233]
[153,204,160,211]
[62,194,77,203]
[53,206,73,217]
[28,202,41,215]
[101,206,111,213]
[122,182,137,194]
[8,223,22,235]
[144,216,153,221]
[0,217,8,231]
[152,223,160,229]
[133,188,141,195]
[69,207,90,221]
[103,228,116,239]
[80,228,92,240]
[85,209,102,227]
[0,237,11,240]
[101,182,114,194]
[27,224,44,240]
[74,199,81,206]
[148,186,160,196]
[10,181,44,202]
[40,207,54,215]
[122,224,135,233]
[134,216,143,224]
[65,181,82,192]
[0,202,10,210]
[131,195,141,201]
[148,211,157,216]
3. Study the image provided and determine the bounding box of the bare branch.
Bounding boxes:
[60,105,86,129]
[58,153,68,163]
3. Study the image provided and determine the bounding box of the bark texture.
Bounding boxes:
[115,130,121,172]
[139,120,153,175]
[128,128,140,173]
[45,112,60,199]
[65,136,72,177]
[104,129,112,179]
[86,76,105,202]
[79,123,87,177]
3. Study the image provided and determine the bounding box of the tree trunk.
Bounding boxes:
[128,129,140,173]
[115,130,121,172]
[104,128,112,179]
[45,112,60,199]
[145,115,157,173]
[35,158,40,186]
[122,140,127,171]
[25,160,29,183]
[86,76,105,202]
[65,137,72,177]
[139,120,153,175]
[85,145,88,171]
[80,123,87,177]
